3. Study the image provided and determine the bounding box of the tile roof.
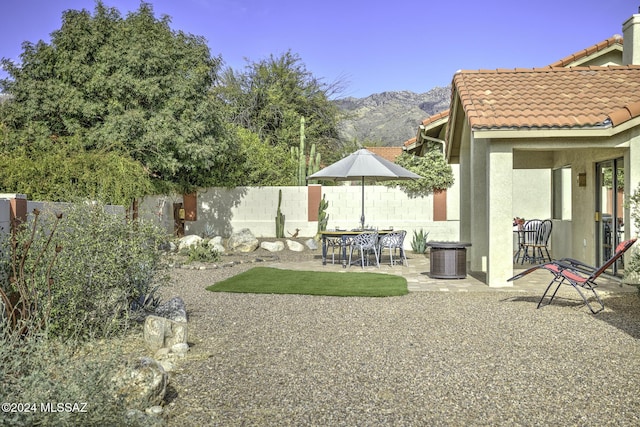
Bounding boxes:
[403,137,416,147]
[421,110,449,127]
[452,65,640,130]
[548,35,623,68]
[365,146,404,162]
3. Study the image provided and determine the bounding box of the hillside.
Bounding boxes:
[335,86,451,146]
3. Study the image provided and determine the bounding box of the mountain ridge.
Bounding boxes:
[335,86,451,146]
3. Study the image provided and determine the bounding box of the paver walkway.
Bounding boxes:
[272,252,638,297]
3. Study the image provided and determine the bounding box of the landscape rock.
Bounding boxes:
[260,241,285,252]
[154,296,187,323]
[114,357,168,409]
[207,236,226,253]
[286,239,305,252]
[144,315,188,351]
[228,228,259,252]
[305,238,318,250]
[178,235,202,251]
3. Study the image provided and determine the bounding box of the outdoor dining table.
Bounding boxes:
[320,229,397,267]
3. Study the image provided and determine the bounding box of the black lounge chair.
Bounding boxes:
[507,238,637,314]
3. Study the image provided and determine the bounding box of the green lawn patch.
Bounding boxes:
[206,267,408,297]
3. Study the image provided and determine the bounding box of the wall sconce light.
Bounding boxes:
[577,172,587,187]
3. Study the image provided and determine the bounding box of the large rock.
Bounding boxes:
[178,235,202,251]
[305,238,318,250]
[260,241,285,252]
[144,315,188,351]
[155,296,187,323]
[207,236,226,253]
[228,228,259,252]
[286,239,305,252]
[114,357,168,409]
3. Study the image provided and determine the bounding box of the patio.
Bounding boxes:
[270,252,638,301]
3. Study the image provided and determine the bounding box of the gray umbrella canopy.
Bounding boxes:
[307,149,422,229]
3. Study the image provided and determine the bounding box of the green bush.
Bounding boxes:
[185,240,221,264]
[0,331,150,427]
[2,202,168,340]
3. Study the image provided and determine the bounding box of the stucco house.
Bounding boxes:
[407,13,640,287]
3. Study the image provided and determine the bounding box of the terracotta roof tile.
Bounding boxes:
[365,146,404,162]
[452,66,640,130]
[421,110,449,126]
[403,137,416,147]
[549,36,623,67]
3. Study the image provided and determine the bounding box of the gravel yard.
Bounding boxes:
[159,247,640,426]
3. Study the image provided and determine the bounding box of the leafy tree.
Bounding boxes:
[216,50,344,165]
[234,127,297,186]
[383,149,455,197]
[0,141,152,206]
[0,1,239,196]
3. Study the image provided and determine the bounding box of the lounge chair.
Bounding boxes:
[507,238,637,313]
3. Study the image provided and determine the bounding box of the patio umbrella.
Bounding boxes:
[307,148,422,229]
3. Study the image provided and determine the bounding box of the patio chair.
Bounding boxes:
[522,219,552,264]
[519,219,542,264]
[326,236,353,264]
[378,230,408,266]
[348,231,380,268]
[507,238,637,314]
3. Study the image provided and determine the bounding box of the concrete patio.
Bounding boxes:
[271,251,638,301]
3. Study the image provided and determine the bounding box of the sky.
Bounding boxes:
[0,0,635,98]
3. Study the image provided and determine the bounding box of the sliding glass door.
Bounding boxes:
[596,159,624,276]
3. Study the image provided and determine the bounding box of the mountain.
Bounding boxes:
[335,86,451,146]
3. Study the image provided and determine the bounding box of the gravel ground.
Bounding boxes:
[159,247,640,426]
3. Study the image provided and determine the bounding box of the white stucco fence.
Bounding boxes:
[138,184,461,249]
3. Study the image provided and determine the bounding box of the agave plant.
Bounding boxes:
[411,229,430,254]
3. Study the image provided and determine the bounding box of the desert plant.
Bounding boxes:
[411,229,430,254]
[3,202,169,340]
[0,332,149,427]
[275,189,285,238]
[316,194,329,238]
[186,241,221,264]
[0,209,62,338]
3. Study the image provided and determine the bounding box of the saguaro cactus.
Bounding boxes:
[290,116,321,185]
[275,189,285,238]
[316,193,329,239]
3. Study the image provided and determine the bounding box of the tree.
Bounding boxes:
[383,149,455,197]
[0,1,240,197]
[234,127,297,186]
[216,50,344,165]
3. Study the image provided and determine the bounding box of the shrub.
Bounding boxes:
[0,331,149,427]
[184,240,221,264]
[2,202,168,340]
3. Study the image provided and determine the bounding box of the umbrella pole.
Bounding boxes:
[360,176,365,230]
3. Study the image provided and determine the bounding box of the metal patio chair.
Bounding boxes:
[378,230,408,266]
[508,238,637,313]
[348,231,380,268]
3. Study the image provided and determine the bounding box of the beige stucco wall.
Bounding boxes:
[138,185,462,250]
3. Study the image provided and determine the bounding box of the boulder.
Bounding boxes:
[305,238,318,250]
[260,241,285,252]
[178,235,202,251]
[143,315,188,351]
[286,239,305,252]
[228,228,259,252]
[207,236,226,253]
[114,357,168,409]
[154,296,187,323]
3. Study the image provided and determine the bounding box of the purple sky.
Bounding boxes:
[0,0,635,98]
